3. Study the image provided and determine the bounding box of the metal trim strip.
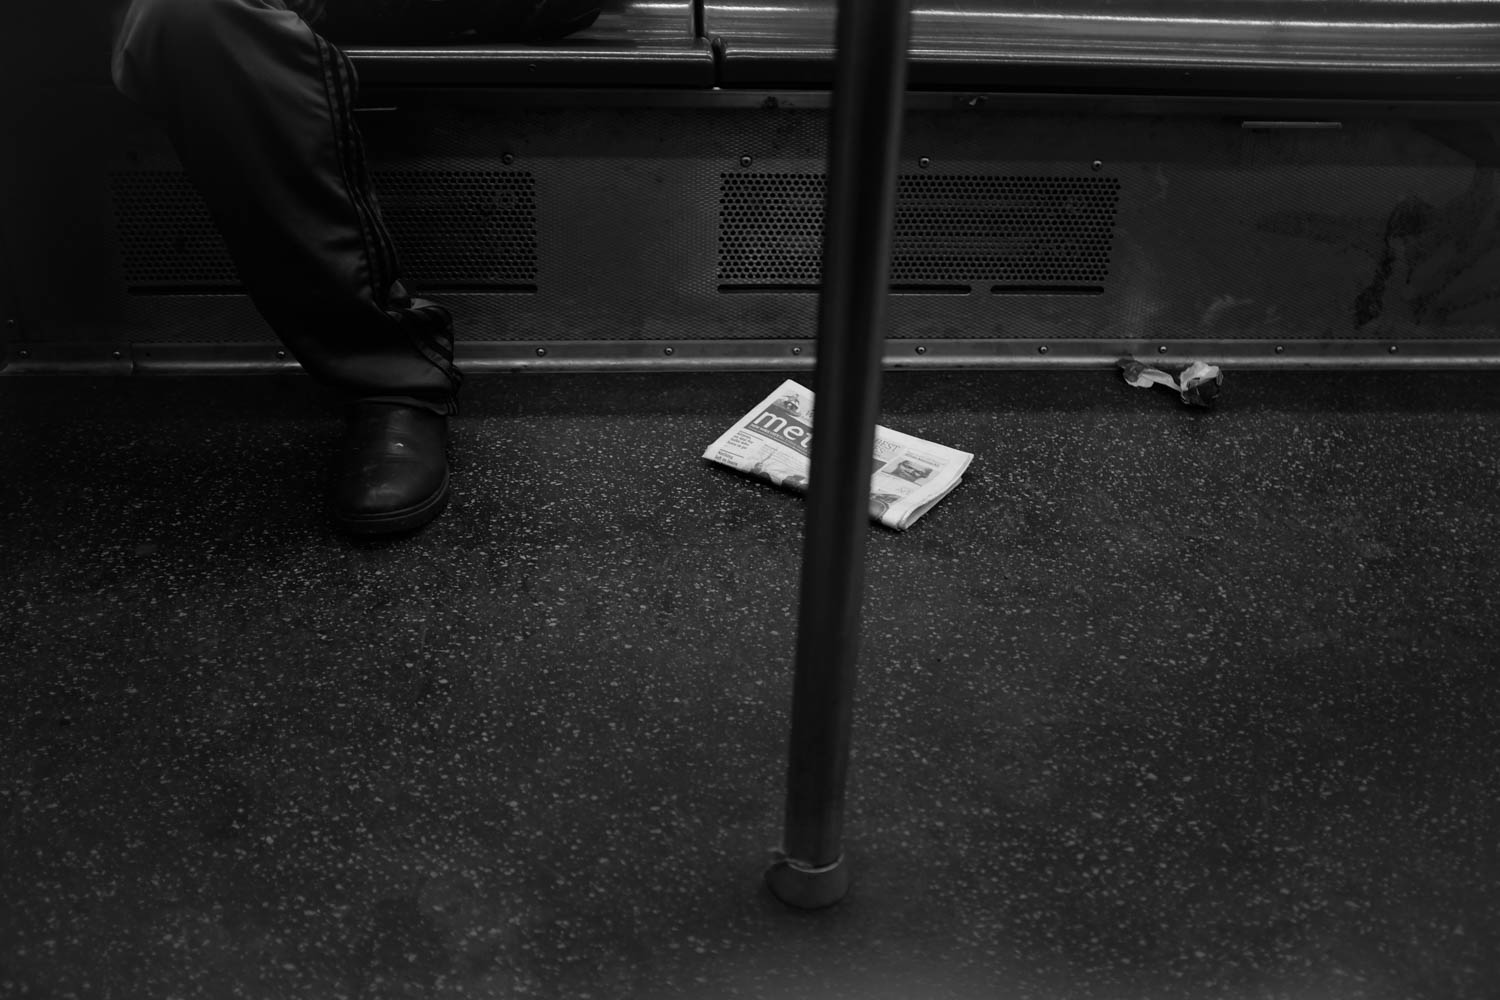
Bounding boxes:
[7,340,1500,375]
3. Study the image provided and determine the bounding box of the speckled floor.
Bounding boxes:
[1,370,1497,1000]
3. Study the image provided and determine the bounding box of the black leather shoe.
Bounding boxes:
[333,402,451,536]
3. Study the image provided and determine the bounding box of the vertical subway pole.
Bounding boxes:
[765,0,913,910]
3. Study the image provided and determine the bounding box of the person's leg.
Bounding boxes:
[112,0,458,534]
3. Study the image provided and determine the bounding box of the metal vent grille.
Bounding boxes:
[109,171,239,290]
[109,169,537,292]
[719,173,1121,291]
[373,170,536,289]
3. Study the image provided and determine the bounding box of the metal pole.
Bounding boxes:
[765,0,913,910]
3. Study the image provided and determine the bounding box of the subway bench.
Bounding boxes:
[4,0,1500,374]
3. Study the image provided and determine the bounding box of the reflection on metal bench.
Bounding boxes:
[706,0,1500,100]
[346,1,712,87]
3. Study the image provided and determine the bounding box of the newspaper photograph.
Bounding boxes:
[703,380,974,530]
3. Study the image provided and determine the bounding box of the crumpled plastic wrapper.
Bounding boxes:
[1119,359,1224,408]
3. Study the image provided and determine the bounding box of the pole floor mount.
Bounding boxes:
[765,852,851,909]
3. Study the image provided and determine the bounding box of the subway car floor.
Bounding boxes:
[1,369,1497,999]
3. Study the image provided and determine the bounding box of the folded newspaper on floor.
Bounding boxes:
[703,379,974,530]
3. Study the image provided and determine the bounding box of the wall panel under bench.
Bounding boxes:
[5,88,1498,372]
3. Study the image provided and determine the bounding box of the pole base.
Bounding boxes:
[765,853,850,909]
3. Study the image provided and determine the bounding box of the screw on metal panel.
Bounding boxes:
[791,346,802,355]
[536,347,547,357]
[740,155,753,167]
[663,347,675,356]
[1389,345,1399,354]
[5,318,15,327]
[1038,345,1049,354]
[915,346,927,355]
[1092,160,1103,172]
[1158,345,1168,354]
[919,157,931,169]
[276,350,287,359]
[502,153,515,165]
[19,349,30,358]
[1274,345,1285,354]
[112,351,123,360]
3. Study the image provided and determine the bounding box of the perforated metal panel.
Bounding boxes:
[109,171,239,290]
[108,169,537,292]
[718,172,1120,290]
[373,170,537,289]
[29,101,1495,358]
[895,175,1120,290]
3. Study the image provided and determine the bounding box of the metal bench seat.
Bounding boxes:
[346,2,713,88]
[13,1,709,89]
[705,0,1500,101]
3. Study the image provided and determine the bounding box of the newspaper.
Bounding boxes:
[703,380,974,530]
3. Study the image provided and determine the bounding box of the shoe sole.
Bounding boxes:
[336,468,451,536]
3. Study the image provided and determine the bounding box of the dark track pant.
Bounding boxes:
[111,0,461,415]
